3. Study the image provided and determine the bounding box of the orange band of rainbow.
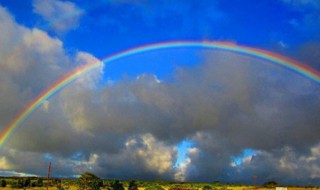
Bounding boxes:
[1,41,319,148]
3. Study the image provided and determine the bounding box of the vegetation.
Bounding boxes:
[78,172,103,190]
[109,179,124,190]
[1,179,6,187]
[203,185,213,190]
[37,178,44,187]
[263,181,278,188]
[0,175,316,190]
[145,184,165,190]
[128,180,138,190]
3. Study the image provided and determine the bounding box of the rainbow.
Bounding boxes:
[1,41,319,148]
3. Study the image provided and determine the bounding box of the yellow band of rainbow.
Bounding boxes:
[1,41,319,148]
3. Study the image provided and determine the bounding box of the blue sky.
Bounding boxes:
[0,0,320,185]
[2,0,320,56]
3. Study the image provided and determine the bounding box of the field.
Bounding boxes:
[0,185,317,190]
[0,187,317,190]
[0,177,318,190]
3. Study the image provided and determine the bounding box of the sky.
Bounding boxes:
[0,0,320,186]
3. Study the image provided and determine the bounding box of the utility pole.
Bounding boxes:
[252,175,257,189]
[47,162,51,190]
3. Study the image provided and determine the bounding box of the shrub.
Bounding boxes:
[1,179,6,187]
[128,180,138,190]
[37,178,44,187]
[263,181,278,188]
[109,180,124,190]
[78,172,103,190]
[145,185,165,190]
[203,185,212,190]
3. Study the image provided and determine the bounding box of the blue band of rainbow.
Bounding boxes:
[1,41,319,148]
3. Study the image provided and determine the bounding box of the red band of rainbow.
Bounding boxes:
[1,41,319,148]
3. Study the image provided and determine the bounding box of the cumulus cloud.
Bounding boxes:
[0,5,67,125]
[0,4,100,174]
[32,0,84,33]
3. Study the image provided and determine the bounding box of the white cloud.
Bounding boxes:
[174,158,191,181]
[66,153,100,174]
[0,170,36,177]
[0,157,11,170]
[32,0,84,33]
[174,147,199,181]
[0,3,100,151]
[74,51,103,88]
[126,134,176,174]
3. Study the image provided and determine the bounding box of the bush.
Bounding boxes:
[31,182,37,187]
[203,185,212,190]
[78,172,103,190]
[263,181,278,188]
[128,180,138,190]
[17,179,24,188]
[145,185,165,190]
[11,181,19,188]
[24,178,31,188]
[37,178,44,187]
[1,179,6,187]
[109,180,124,190]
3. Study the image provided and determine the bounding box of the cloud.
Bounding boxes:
[0,5,67,125]
[228,144,320,185]
[281,0,320,11]
[174,147,198,182]
[125,134,176,174]
[0,157,11,170]
[0,3,100,163]
[281,0,320,39]
[32,0,84,33]
[297,42,320,70]
[4,44,320,184]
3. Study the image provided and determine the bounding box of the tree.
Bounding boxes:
[128,180,138,190]
[56,179,64,190]
[37,178,44,187]
[263,181,278,188]
[24,178,31,188]
[1,179,6,187]
[203,185,213,190]
[78,172,103,190]
[109,180,124,190]
[17,179,24,188]
[212,181,222,187]
[31,182,37,187]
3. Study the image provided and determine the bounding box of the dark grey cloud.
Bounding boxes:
[298,42,320,70]
[7,49,319,184]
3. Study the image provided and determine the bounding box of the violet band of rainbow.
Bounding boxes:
[1,41,319,148]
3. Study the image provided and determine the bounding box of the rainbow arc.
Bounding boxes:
[0,41,319,148]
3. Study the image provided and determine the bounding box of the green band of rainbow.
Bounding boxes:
[1,41,319,148]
